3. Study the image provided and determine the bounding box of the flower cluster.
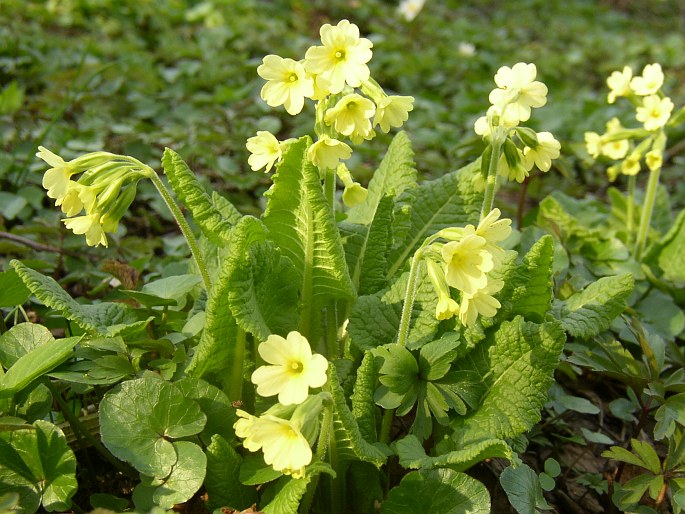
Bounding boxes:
[246,20,414,205]
[474,63,560,183]
[424,209,512,326]
[37,147,152,247]
[584,63,683,181]
[233,331,329,478]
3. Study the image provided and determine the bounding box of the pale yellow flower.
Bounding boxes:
[645,149,663,172]
[474,208,512,268]
[606,66,633,104]
[441,234,493,295]
[498,145,529,183]
[435,294,460,321]
[251,331,328,405]
[304,20,373,94]
[488,62,548,124]
[307,136,352,170]
[373,95,414,133]
[325,93,375,140]
[630,63,664,96]
[522,131,561,172]
[38,146,76,201]
[257,55,314,115]
[584,131,602,159]
[459,279,504,327]
[636,95,674,131]
[63,213,108,247]
[621,154,641,176]
[234,410,312,478]
[246,131,282,172]
[342,182,368,207]
[58,183,84,217]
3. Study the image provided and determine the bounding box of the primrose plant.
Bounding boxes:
[2,19,636,514]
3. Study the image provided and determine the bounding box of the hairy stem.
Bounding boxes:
[148,172,212,291]
[480,137,504,220]
[634,165,661,261]
[626,174,636,247]
[396,249,424,347]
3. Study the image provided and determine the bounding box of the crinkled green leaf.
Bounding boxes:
[646,208,685,286]
[223,216,299,340]
[499,236,555,322]
[381,468,490,514]
[346,131,417,226]
[205,435,257,512]
[0,420,77,513]
[9,261,150,337]
[262,137,354,339]
[99,377,206,477]
[419,338,460,381]
[538,192,606,241]
[351,352,379,443]
[162,148,234,244]
[395,434,512,471]
[348,262,439,353]
[387,160,482,279]
[329,365,391,467]
[260,461,335,514]
[451,318,566,445]
[0,332,80,400]
[341,194,395,296]
[139,274,201,310]
[553,274,633,338]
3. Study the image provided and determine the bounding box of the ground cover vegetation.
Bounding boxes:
[1,1,685,513]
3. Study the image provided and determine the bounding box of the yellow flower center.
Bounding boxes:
[289,360,304,374]
[288,73,298,82]
[650,108,661,118]
[346,101,357,110]
[334,49,345,61]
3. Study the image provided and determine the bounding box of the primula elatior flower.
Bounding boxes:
[39,147,76,201]
[636,95,674,131]
[251,331,328,405]
[307,136,352,170]
[474,105,519,137]
[600,118,630,160]
[234,410,312,478]
[498,142,530,183]
[63,213,108,247]
[246,131,283,172]
[304,20,373,94]
[584,131,602,159]
[607,66,633,104]
[522,131,561,172]
[488,62,548,124]
[630,63,664,96]
[342,182,368,207]
[373,95,414,133]
[459,279,504,327]
[325,93,375,140]
[621,154,641,176]
[645,149,663,172]
[474,208,512,267]
[257,55,314,115]
[441,234,493,295]
[435,293,460,321]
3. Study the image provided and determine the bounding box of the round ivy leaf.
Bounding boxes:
[100,377,206,477]
[175,377,236,446]
[132,441,207,509]
[381,468,490,514]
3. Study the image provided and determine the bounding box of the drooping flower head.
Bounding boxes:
[488,62,548,125]
[304,20,373,94]
[373,95,414,133]
[307,136,352,170]
[234,410,312,478]
[522,131,561,172]
[459,278,504,327]
[441,233,494,295]
[257,55,314,115]
[63,213,108,248]
[251,331,328,405]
